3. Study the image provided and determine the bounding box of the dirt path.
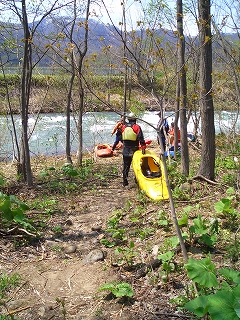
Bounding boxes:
[0,144,197,319]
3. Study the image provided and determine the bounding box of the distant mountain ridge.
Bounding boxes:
[0,17,238,70]
[0,17,177,68]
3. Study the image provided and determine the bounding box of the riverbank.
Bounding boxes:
[1,88,168,115]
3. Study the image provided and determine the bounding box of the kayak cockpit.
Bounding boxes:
[140,156,162,178]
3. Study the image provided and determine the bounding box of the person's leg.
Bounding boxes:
[112,138,118,151]
[169,135,174,145]
[162,137,166,151]
[122,155,132,186]
[112,135,120,151]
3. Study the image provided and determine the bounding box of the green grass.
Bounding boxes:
[0,271,21,300]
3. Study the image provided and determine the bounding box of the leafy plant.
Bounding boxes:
[100,210,127,247]
[225,231,240,262]
[214,188,238,216]
[177,204,199,229]
[184,256,240,320]
[106,226,126,242]
[189,215,218,249]
[56,297,67,319]
[61,163,79,177]
[0,192,33,230]
[105,211,126,242]
[222,173,237,185]
[137,228,155,241]
[172,186,191,201]
[0,177,5,186]
[177,214,189,228]
[61,161,92,180]
[53,225,63,235]
[214,188,240,230]
[129,206,145,223]
[39,159,93,183]
[98,281,134,298]
[0,271,21,299]
[100,238,116,248]
[137,190,149,206]
[115,241,138,267]
[153,210,171,230]
[30,197,59,215]
[0,315,21,320]
[216,155,238,170]
[185,257,218,289]
[158,250,175,282]
[167,162,187,196]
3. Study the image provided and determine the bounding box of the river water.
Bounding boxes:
[0,110,239,161]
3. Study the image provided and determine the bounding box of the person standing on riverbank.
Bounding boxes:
[111,116,124,152]
[168,122,181,145]
[157,112,169,150]
[121,112,146,186]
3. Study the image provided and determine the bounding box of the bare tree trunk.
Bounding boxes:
[65,1,77,165]
[174,78,180,159]
[3,0,71,182]
[77,84,84,166]
[158,132,188,263]
[66,68,74,164]
[20,0,33,186]
[177,0,189,176]
[122,0,128,115]
[76,0,90,166]
[197,0,215,180]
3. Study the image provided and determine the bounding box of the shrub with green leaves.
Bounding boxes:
[158,250,175,282]
[189,215,218,249]
[114,241,138,267]
[98,281,134,298]
[0,192,33,230]
[214,188,238,217]
[184,256,240,320]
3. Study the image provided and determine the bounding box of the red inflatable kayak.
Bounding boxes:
[94,144,113,157]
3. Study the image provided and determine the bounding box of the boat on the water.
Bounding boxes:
[132,150,169,200]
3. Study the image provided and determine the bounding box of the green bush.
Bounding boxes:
[184,256,240,320]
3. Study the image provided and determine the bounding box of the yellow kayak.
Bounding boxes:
[132,150,169,200]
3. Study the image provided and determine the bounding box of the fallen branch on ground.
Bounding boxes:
[0,226,36,237]
[5,305,31,316]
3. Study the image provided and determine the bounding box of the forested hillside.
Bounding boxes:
[0,17,237,73]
